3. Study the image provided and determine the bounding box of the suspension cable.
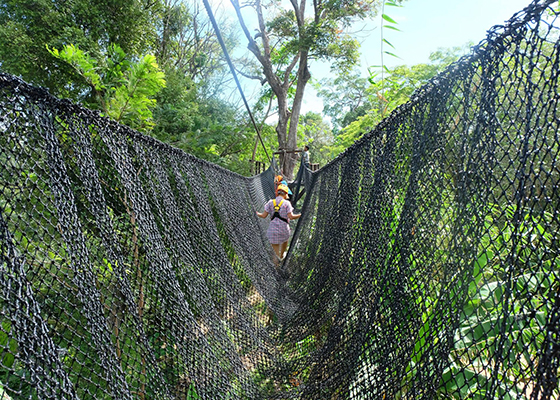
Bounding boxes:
[201,0,271,164]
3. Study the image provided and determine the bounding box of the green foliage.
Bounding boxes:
[436,205,557,398]
[379,0,403,74]
[315,70,373,135]
[387,195,558,399]
[324,45,469,154]
[48,43,166,132]
[297,112,335,167]
[325,35,361,73]
[47,44,106,92]
[0,0,245,167]
[264,0,376,65]
[186,384,201,399]
[154,0,235,85]
[318,0,380,24]
[0,321,17,370]
[108,54,166,129]
[154,78,276,175]
[152,68,199,146]
[0,0,158,98]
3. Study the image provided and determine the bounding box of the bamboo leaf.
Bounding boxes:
[384,25,401,32]
[382,14,398,24]
[384,51,402,59]
[383,38,395,49]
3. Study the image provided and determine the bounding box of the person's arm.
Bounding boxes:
[258,201,271,218]
[288,211,301,220]
[285,201,300,220]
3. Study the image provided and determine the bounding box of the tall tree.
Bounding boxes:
[230,0,389,178]
[155,0,236,84]
[315,70,372,135]
[150,0,260,173]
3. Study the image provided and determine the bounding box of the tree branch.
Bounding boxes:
[230,0,282,95]
[313,0,322,23]
[236,66,266,84]
[219,138,242,157]
[256,0,272,59]
[283,54,300,87]
[261,92,275,126]
[289,0,302,26]
[230,0,264,63]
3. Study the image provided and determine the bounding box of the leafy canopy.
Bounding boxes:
[323,45,471,154]
[0,0,158,98]
[48,44,166,132]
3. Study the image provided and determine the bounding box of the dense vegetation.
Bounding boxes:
[0,0,465,176]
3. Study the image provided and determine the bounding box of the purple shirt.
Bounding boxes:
[264,196,294,244]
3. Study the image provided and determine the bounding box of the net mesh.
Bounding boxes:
[1,0,559,398]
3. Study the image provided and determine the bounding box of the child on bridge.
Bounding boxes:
[256,183,301,265]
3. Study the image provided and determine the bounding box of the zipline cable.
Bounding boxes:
[202,0,271,164]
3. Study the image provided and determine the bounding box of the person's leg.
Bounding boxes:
[280,241,288,259]
[271,243,282,262]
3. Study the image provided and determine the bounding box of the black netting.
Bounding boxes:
[1,0,559,398]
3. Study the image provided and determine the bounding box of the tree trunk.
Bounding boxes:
[276,95,290,172]
[282,51,310,179]
[229,0,310,179]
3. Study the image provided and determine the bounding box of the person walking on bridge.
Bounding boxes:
[256,184,301,264]
[302,145,310,169]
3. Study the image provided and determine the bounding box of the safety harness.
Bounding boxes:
[271,199,288,223]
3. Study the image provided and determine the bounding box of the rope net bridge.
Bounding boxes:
[1,0,559,398]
